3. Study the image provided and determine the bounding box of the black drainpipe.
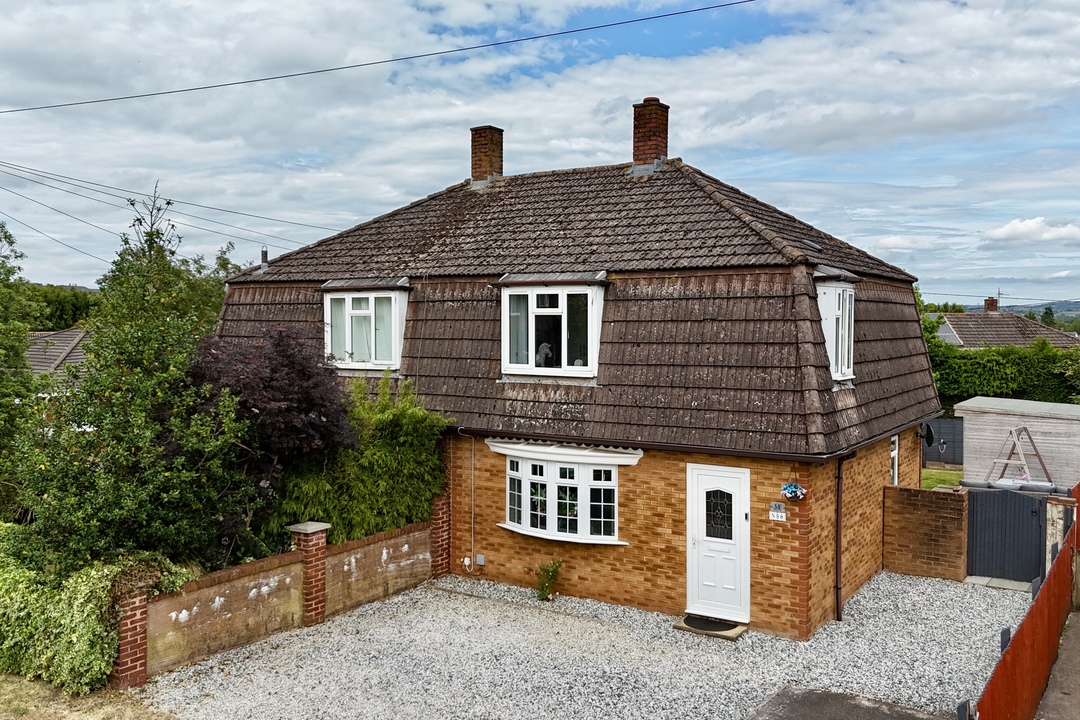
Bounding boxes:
[834,452,856,621]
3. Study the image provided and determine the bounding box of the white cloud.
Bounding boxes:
[0,0,1077,305]
[983,217,1080,245]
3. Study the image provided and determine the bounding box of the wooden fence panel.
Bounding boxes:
[975,487,1076,720]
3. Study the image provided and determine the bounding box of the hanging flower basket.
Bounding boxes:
[780,482,807,502]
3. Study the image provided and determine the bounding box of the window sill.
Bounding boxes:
[498,523,628,545]
[497,375,600,387]
[502,367,597,380]
[334,367,402,378]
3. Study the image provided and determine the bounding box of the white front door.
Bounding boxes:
[686,464,750,623]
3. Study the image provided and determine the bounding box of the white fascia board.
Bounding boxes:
[484,439,643,466]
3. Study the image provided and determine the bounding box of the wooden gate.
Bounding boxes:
[967,489,1046,582]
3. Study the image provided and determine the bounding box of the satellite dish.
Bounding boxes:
[921,424,935,447]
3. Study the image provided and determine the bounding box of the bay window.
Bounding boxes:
[488,440,642,545]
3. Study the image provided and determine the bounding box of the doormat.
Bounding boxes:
[673,615,747,640]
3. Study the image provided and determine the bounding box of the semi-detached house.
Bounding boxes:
[219,97,941,639]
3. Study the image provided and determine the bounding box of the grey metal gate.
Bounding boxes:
[967,489,1046,582]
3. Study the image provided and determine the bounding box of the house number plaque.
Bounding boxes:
[769,502,787,522]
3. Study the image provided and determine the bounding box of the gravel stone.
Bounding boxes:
[138,572,1029,719]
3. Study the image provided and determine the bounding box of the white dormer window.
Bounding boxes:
[816,279,856,381]
[322,278,409,370]
[497,272,606,379]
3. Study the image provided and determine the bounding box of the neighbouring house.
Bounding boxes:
[26,327,88,377]
[933,297,1080,349]
[217,97,941,639]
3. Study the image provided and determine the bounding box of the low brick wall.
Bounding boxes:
[325,523,432,618]
[882,486,968,581]
[110,519,442,686]
[147,551,305,676]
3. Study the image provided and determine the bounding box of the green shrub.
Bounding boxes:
[267,374,451,546]
[0,524,193,695]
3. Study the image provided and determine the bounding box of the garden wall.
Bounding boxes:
[882,485,968,581]
[147,551,305,677]
[110,509,451,689]
[325,525,432,618]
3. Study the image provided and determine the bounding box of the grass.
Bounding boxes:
[922,468,962,490]
[0,675,177,720]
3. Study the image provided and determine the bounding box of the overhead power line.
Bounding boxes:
[921,290,1079,304]
[0,209,110,264]
[0,160,339,233]
[0,1,755,115]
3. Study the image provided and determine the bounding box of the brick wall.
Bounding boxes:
[882,486,968,581]
[147,551,305,677]
[805,429,922,629]
[447,435,855,639]
[325,524,432,617]
[143,522,433,680]
[109,591,149,689]
[446,429,922,641]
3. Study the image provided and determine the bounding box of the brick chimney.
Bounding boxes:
[633,97,669,166]
[984,297,998,313]
[471,125,503,182]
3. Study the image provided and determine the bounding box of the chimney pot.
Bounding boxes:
[632,96,670,166]
[984,297,998,313]
[470,125,503,182]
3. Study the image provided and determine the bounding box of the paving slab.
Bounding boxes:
[747,687,942,720]
[1036,612,1080,720]
[986,578,1033,592]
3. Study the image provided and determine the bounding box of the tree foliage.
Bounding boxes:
[267,375,450,546]
[0,224,45,519]
[12,193,252,573]
[24,284,98,331]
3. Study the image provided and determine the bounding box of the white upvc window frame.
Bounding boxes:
[323,289,408,370]
[488,440,641,545]
[500,285,604,378]
[890,434,899,486]
[816,280,856,381]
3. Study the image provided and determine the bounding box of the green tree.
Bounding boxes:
[25,284,98,331]
[0,224,45,518]
[1040,305,1058,328]
[12,193,250,573]
[268,375,450,546]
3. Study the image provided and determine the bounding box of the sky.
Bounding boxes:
[1,0,1078,306]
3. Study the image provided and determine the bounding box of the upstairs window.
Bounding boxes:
[815,279,856,381]
[322,278,408,370]
[498,274,605,378]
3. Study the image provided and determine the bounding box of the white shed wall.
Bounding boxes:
[955,397,1080,487]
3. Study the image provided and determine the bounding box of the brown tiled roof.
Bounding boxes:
[219,268,939,458]
[939,313,1080,349]
[219,156,938,458]
[229,160,912,285]
[25,327,88,375]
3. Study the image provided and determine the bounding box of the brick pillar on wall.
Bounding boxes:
[431,494,451,578]
[288,521,331,627]
[108,588,149,689]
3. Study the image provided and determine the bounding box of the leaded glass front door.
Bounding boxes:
[686,464,750,623]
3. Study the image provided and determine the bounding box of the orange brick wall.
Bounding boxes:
[805,428,922,631]
[447,428,921,640]
[882,486,968,581]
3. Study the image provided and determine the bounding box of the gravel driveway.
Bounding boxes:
[139,572,1029,720]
